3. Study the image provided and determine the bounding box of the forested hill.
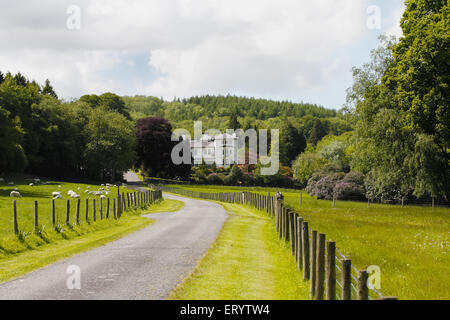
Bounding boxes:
[123,95,336,121]
[122,95,351,141]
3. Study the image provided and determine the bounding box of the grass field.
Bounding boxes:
[165,184,450,300]
[0,176,184,282]
[0,177,149,238]
[170,202,310,300]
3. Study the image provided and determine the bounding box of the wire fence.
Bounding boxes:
[158,186,398,301]
[4,189,163,240]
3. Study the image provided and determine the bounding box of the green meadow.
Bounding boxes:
[165,184,450,300]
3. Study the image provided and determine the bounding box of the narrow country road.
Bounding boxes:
[0,172,227,300]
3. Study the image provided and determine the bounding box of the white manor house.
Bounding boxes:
[189,133,238,167]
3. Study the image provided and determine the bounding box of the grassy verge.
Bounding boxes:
[164,184,450,300]
[0,198,182,283]
[170,202,310,300]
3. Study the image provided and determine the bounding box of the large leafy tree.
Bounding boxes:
[136,117,191,179]
[0,106,27,173]
[384,0,449,149]
[280,121,307,166]
[41,79,58,99]
[84,106,136,181]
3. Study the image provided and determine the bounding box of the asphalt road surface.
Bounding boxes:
[0,173,227,300]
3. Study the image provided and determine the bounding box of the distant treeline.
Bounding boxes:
[0,71,136,181]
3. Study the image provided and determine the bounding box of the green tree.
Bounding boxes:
[308,119,327,145]
[0,106,27,173]
[384,0,450,149]
[280,122,307,166]
[41,79,58,99]
[84,106,136,181]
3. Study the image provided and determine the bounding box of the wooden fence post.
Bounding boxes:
[341,259,352,300]
[326,241,336,300]
[13,200,18,235]
[66,199,70,225]
[106,198,110,219]
[100,198,103,220]
[76,198,80,224]
[52,199,56,226]
[290,212,296,256]
[93,199,96,222]
[113,198,117,219]
[302,221,310,280]
[310,230,317,298]
[34,200,39,230]
[357,270,369,300]
[297,217,303,271]
[315,233,326,300]
[85,198,89,222]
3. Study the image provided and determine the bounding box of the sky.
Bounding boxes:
[0,0,406,110]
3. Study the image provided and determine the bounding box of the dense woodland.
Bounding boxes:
[0,0,448,202]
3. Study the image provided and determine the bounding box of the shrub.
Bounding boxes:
[207,173,223,185]
[333,181,365,200]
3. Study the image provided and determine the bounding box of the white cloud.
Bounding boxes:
[0,0,403,106]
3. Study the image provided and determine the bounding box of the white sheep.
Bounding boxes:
[100,195,106,199]
[58,185,62,188]
[52,191,61,197]
[53,194,63,200]
[67,190,75,196]
[71,194,80,198]
[29,183,34,186]
[84,190,89,193]
[10,191,22,198]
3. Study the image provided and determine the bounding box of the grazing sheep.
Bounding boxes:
[77,187,81,190]
[29,183,34,186]
[84,190,89,193]
[100,195,106,199]
[71,194,80,198]
[10,191,22,198]
[67,190,75,196]
[52,191,61,197]
[53,194,63,200]
[58,185,62,188]
[101,184,105,187]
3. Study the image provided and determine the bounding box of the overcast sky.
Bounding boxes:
[0,0,405,110]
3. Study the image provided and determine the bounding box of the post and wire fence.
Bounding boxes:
[158,186,398,301]
[9,189,162,238]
